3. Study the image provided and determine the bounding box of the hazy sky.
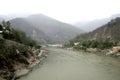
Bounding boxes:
[0,0,120,23]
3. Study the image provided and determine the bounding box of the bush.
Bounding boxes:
[0,21,38,58]
[72,40,115,50]
[0,38,5,45]
[0,21,37,47]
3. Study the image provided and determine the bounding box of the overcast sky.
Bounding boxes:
[0,0,120,23]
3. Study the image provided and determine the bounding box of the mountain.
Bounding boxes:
[9,14,83,44]
[25,14,83,44]
[73,14,120,32]
[10,18,48,44]
[72,17,120,42]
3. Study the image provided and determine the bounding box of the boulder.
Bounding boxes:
[112,46,120,53]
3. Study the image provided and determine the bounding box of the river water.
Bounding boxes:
[20,48,120,80]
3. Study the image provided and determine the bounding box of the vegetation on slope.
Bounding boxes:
[10,18,47,44]
[66,17,120,50]
[0,21,40,80]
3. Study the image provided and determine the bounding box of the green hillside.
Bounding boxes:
[0,21,40,80]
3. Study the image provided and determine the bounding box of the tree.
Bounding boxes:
[1,21,11,39]
[0,24,3,30]
[81,40,91,48]
[91,40,99,48]
[6,21,11,31]
[2,21,7,28]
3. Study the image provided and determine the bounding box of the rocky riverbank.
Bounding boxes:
[66,46,120,57]
[0,49,48,80]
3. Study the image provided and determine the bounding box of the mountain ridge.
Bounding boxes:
[9,14,83,44]
[72,17,120,42]
[73,13,120,32]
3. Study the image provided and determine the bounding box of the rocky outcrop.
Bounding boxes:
[106,46,120,56]
[112,46,120,52]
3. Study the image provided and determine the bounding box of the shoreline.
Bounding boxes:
[65,47,120,58]
[0,49,48,80]
[15,57,46,80]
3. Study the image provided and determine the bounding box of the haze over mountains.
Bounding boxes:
[10,18,48,44]
[7,14,83,44]
[1,13,120,44]
[1,13,120,32]
[72,17,120,42]
[73,14,120,32]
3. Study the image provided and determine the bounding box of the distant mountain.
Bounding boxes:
[0,14,31,21]
[73,14,120,32]
[25,14,83,44]
[72,17,120,42]
[10,18,48,44]
[9,14,83,44]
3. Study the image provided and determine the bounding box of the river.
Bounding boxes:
[20,48,120,80]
